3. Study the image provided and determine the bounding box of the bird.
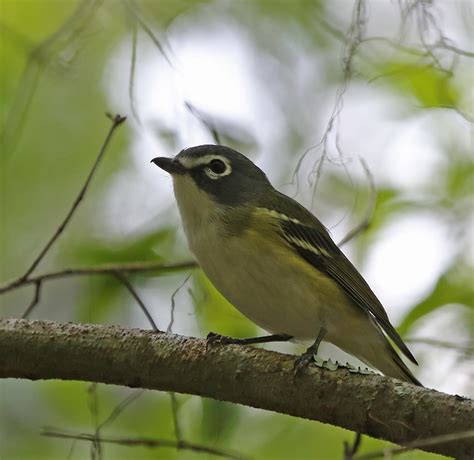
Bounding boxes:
[152,144,421,385]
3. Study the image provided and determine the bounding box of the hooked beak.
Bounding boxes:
[151,157,186,175]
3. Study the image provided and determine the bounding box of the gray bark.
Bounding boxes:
[0,319,472,458]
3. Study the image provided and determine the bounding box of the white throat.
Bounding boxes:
[172,174,225,252]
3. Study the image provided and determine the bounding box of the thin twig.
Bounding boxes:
[113,272,159,332]
[0,260,197,295]
[432,41,474,58]
[21,281,42,319]
[125,0,174,68]
[167,272,192,333]
[295,0,368,201]
[21,113,126,280]
[0,261,198,319]
[41,430,246,460]
[344,432,362,460]
[353,430,474,459]
[98,390,145,431]
[338,158,376,247]
[87,383,102,460]
[169,392,182,442]
[128,19,141,124]
[185,102,221,144]
[167,272,191,450]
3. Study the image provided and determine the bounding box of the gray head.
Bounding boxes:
[152,145,272,206]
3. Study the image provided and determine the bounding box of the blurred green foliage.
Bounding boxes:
[1,0,472,459]
[382,61,459,108]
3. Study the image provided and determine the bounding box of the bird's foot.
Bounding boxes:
[206,332,245,350]
[293,349,316,375]
[206,332,293,351]
[293,327,327,376]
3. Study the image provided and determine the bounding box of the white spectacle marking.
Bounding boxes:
[177,154,233,180]
[178,154,230,170]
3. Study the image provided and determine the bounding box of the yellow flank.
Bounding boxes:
[246,208,348,315]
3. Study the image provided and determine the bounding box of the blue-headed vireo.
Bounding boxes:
[152,145,421,385]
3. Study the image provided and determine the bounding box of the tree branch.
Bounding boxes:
[41,430,245,459]
[0,260,197,295]
[0,319,472,458]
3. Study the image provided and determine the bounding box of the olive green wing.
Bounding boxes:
[266,203,417,365]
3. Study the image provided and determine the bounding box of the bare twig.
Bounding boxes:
[185,102,221,144]
[338,158,376,247]
[125,0,174,68]
[98,390,145,431]
[0,260,197,295]
[0,113,130,318]
[41,430,246,460]
[21,113,126,280]
[167,273,192,333]
[61,388,145,460]
[431,41,474,58]
[169,392,182,441]
[166,272,190,450]
[21,281,42,319]
[113,272,160,332]
[295,0,368,202]
[128,19,141,124]
[344,432,362,460]
[353,430,474,459]
[358,35,474,59]
[87,383,102,460]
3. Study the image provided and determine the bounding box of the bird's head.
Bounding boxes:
[152,144,272,207]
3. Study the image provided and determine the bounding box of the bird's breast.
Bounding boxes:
[186,217,350,340]
[171,175,352,339]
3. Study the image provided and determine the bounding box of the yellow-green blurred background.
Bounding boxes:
[1,0,473,459]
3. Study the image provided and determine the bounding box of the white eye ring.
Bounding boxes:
[204,157,232,180]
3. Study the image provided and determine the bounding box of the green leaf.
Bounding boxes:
[398,263,474,335]
[381,61,459,109]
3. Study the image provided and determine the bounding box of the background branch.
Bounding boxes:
[21,113,126,280]
[1,319,472,459]
[113,272,159,332]
[0,261,197,295]
[41,430,244,459]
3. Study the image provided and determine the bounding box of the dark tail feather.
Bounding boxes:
[390,349,423,386]
[363,330,423,386]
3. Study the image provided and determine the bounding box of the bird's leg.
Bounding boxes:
[294,327,327,375]
[206,332,293,349]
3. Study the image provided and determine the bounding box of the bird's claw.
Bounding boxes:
[206,332,239,350]
[293,351,315,376]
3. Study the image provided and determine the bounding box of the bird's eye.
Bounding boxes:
[208,159,227,174]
